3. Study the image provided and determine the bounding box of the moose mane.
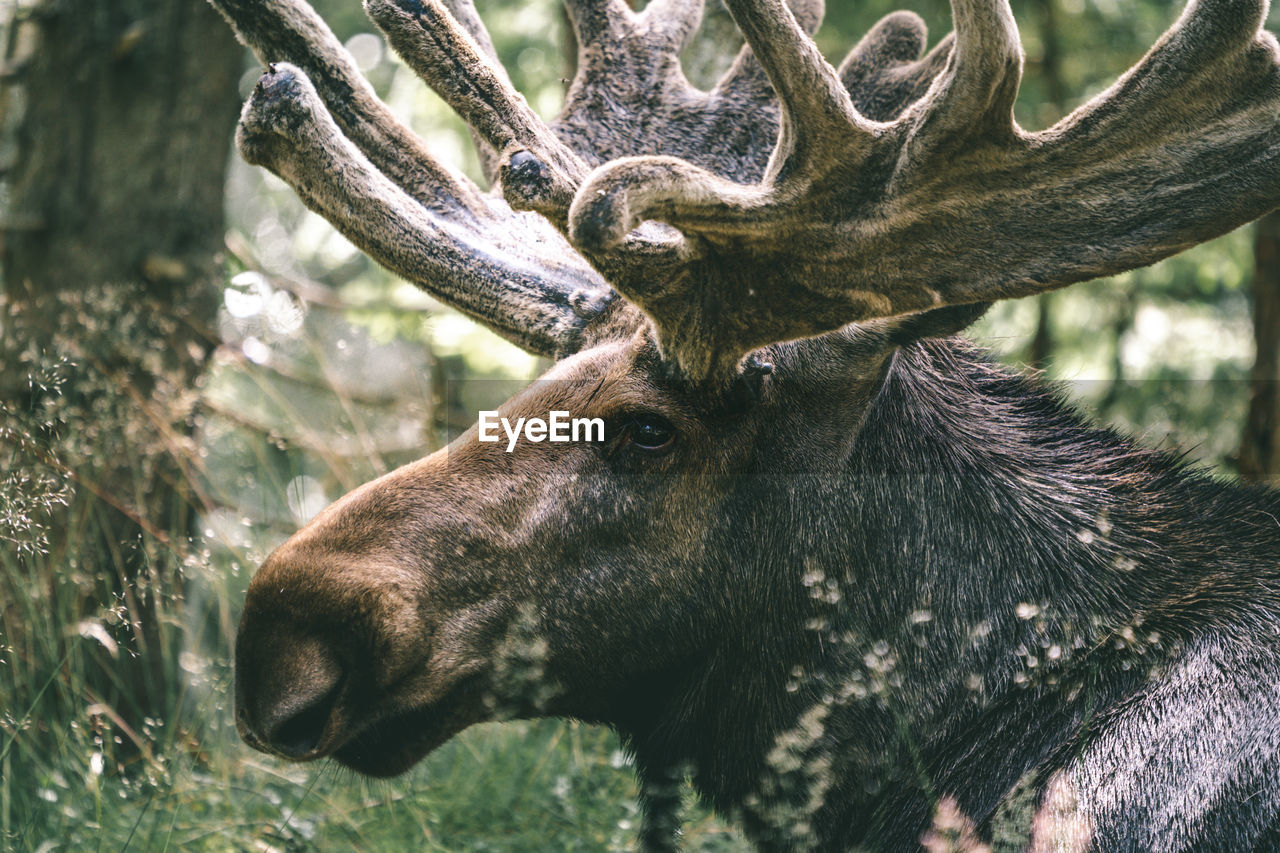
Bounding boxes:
[611,338,1280,847]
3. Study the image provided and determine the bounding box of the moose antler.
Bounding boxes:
[212,0,1280,381]
[568,0,1280,377]
[208,0,612,357]
[208,0,804,358]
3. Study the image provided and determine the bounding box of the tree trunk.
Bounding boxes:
[1028,0,1066,370]
[1,0,242,741]
[1241,212,1280,484]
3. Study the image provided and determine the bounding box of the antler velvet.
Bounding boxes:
[567,0,1280,378]
[212,0,1280,381]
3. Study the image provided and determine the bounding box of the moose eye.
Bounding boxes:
[623,414,676,453]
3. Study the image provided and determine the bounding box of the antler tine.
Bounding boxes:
[722,0,874,179]
[439,0,503,71]
[839,14,954,121]
[437,0,509,178]
[715,0,824,100]
[365,0,590,225]
[902,0,1022,153]
[209,0,485,215]
[1046,0,1272,152]
[636,0,704,55]
[843,11,929,71]
[570,158,767,255]
[555,0,706,173]
[562,0,637,45]
[237,65,611,357]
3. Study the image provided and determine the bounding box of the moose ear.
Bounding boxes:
[884,302,992,348]
[764,301,993,380]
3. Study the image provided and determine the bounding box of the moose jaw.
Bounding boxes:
[212,0,1280,849]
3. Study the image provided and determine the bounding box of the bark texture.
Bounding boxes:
[1,0,242,732]
[1241,211,1280,483]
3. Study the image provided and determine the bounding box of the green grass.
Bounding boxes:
[0,542,744,852]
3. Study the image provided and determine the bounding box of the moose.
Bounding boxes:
[213,0,1280,847]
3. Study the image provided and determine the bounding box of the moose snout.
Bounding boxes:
[235,630,343,760]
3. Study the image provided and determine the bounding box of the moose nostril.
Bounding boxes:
[236,626,345,759]
[267,682,341,759]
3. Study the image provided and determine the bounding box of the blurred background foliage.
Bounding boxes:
[1,0,1278,849]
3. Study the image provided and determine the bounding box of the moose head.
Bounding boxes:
[215,0,1280,846]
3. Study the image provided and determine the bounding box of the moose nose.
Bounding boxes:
[235,630,343,760]
[264,681,341,758]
